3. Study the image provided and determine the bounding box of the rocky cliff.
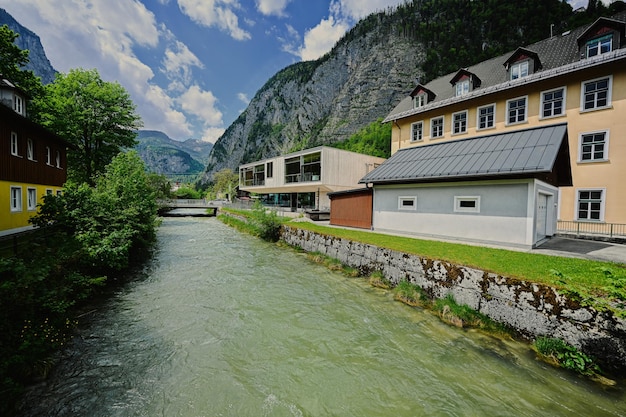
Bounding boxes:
[201,16,425,183]
[0,8,57,84]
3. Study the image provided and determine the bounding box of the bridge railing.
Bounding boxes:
[158,199,210,208]
[557,220,626,239]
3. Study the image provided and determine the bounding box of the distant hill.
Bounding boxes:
[0,8,57,84]
[135,130,212,179]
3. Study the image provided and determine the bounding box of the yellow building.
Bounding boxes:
[0,78,69,235]
[383,13,626,230]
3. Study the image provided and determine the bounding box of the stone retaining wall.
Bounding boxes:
[282,225,626,374]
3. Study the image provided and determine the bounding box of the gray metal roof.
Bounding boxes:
[359,124,568,184]
[384,11,626,123]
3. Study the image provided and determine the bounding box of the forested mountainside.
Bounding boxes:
[0,8,56,84]
[135,130,213,179]
[200,0,621,185]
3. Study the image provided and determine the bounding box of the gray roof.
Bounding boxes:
[359,124,568,184]
[384,11,626,123]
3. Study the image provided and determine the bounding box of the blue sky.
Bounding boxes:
[0,0,603,142]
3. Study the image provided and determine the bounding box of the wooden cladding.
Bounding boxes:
[0,105,68,187]
[329,189,372,229]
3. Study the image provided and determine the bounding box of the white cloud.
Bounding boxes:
[177,85,223,126]
[201,127,226,143]
[256,0,291,17]
[237,92,250,104]
[177,0,251,41]
[299,16,349,61]
[162,40,204,87]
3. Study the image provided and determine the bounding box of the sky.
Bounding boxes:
[0,0,605,143]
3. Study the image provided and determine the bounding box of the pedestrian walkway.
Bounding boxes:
[532,236,626,264]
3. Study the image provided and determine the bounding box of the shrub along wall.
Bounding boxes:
[281,225,626,375]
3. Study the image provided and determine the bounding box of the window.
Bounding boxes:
[398,196,416,210]
[10,187,22,212]
[579,131,608,162]
[11,132,19,156]
[27,188,37,211]
[510,61,529,80]
[454,196,480,213]
[46,189,53,195]
[541,87,565,118]
[455,79,469,97]
[27,138,34,160]
[577,189,604,221]
[13,95,23,115]
[582,76,611,111]
[506,96,527,124]
[414,94,427,108]
[586,34,612,58]
[477,104,495,130]
[56,151,61,168]
[452,111,468,135]
[266,162,273,178]
[411,121,423,142]
[431,116,444,138]
[45,147,51,165]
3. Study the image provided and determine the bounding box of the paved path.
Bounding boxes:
[532,237,626,264]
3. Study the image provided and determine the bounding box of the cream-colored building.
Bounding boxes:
[239,146,384,211]
[383,13,626,228]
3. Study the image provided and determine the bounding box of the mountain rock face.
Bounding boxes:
[0,8,57,84]
[201,19,425,183]
[135,130,213,178]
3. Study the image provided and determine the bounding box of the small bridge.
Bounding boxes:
[158,199,219,217]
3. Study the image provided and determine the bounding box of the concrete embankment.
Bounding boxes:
[281,225,626,375]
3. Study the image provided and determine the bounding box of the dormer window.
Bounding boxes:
[455,79,470,97]
[586,34,612,57]
[510,61,529,80]
[410,85,436,109]
[414,93,427,108]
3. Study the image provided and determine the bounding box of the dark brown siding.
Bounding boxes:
[1,105,68,187]
[329,189,372,229]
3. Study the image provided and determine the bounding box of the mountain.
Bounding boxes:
[200,0,600,185]
[135,130,213,179]
[0,8,57,84]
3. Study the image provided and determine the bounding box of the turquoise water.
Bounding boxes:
[17,217,626,416]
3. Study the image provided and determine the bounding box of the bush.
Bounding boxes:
[251,202,283,242]
[534,337,601,377]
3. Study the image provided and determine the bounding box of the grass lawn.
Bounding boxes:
[286,221,626,315]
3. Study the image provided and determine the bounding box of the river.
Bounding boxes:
[16,217,626,416]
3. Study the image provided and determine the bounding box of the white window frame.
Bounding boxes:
[431,116,444,139]
[506,96,528,125]
[11,132,19,156]
[454,196,481,213]
[510,61,529,80]
[576,188,605,222]
[13,95,23,115]
[56,150,61,168]
[27,188,37,211]
[46,189,53,195]
[578,130,609,162]
[413,93,427,108]
[411,121,423,142]
[10,186,22,212]
[476,103,495,130]
[540,87,566,119]
[27,138,35,160]
[581,75,612,112]
[455,79,469,97]
[398,196,417,211]
[452,110,468,135]
[586,34,613,58]
[45,146,51,165]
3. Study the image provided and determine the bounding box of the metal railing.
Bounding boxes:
[557,220,626,238]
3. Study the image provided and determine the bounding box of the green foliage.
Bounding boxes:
[210,168,239,200]
[174,184,202,199]
[394,280,429,306]
[534,337,601,377]
[0,25,44,102]
[251,202,283,242]
[34,68,142,185]
[332,118,391,158]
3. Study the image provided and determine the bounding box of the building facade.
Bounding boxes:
[0,78,69,234]
[239,146,384,211]
[382,13,626,227]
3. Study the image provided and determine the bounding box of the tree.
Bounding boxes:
[34,68,142,185]
[0,25,44,103]
[211,168,239,201]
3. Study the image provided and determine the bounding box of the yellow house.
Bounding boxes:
[383,13,626,230]
[0,78,69,235]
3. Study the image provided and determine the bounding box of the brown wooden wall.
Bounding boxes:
[0,105,68,187]
[329,189,372,229]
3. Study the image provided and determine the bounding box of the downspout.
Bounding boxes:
[393,119,401,151]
